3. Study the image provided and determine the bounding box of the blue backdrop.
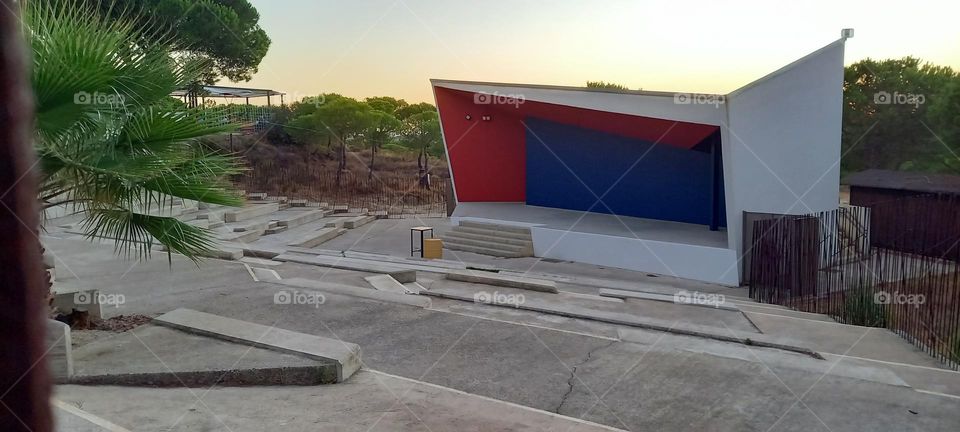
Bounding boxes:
[525,118,724,226]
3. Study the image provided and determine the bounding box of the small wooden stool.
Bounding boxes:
[410,226,434,257]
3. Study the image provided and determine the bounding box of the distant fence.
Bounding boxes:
[749,194,960,368]
[233,165,449,218]
[200,105,276,131]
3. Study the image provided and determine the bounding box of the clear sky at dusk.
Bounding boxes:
[224,0,960,103]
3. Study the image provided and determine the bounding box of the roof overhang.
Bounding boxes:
[431,79,727,127]
[170,85,285,99]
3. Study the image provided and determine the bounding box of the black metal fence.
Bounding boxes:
[749,194,960,368]
[233,165,449,218]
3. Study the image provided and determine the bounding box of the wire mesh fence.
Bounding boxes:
[232,164,449,218]
[749,194,960,368]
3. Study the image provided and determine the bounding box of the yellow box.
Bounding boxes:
[423,238,443,259]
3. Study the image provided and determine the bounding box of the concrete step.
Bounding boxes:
[443,233,532,252]
[217,229,263,244]
[176,208,201,222]
[459,220,533,235]
[599,288,740,311]
[452,225,533,241]
[178,244,243,260]
[269,278,431,309]
[445,269,558,293]
[403,282,428,294]
[444,230,534,246]
[153,308,361,382]
[343,215,375,229]
[444,240,529,258]
[264,226,288,235]
[364,275,408,294]
[289,228,347,248]
[323,219,345,228]
[274,253,418,283]
[185,219,210,229]
[223,203,280,222]
[286,248,468,271]
[276,209,330,229]
[196,208,225,222]
[232,220,271,233]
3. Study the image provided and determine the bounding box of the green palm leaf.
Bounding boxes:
[28,1,244,262]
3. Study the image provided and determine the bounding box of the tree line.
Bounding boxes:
[263,95,443,186]
[593,57,960,177]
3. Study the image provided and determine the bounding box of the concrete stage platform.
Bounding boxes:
[451,203,740,286]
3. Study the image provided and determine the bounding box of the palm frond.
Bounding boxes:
[83,209,217,263]
[29,2,244,262]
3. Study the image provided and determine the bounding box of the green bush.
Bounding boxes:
[842,287,888,327]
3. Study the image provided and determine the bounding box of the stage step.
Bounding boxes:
[442,234,530,253]
[443,230,533,246]
[443,240,530,258]
[443,221,534,258]
[459,220,532,234]
[452,225,533,241]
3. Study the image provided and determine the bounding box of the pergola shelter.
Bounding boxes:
[171,85,286,106]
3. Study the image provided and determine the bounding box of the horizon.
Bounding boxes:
[221,0,960,104]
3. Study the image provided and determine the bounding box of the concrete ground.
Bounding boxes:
[322,217,745,297]
[43,222,960,431]
[54,370,621,432]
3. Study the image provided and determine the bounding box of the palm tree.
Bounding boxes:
[28,3,243,261]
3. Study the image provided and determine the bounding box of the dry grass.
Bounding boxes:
[212,134,450,215]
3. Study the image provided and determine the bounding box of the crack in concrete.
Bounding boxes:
[555,339,617,413]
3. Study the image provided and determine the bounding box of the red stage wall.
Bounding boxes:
[434,86,719,203]
[435,87,526,202]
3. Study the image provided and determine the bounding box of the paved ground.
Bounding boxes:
[54,370,621,432]
[43,220,960,431]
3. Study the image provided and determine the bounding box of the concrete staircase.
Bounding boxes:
[443,221,534,258]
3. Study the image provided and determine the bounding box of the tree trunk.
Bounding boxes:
[368,145,375,179]
[418,147,430,189]
[335,139,347,187]
[0,1,53,427]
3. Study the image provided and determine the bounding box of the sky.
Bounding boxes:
[223,0,960,104]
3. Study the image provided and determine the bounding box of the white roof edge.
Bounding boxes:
[727,38,846,98]
[429,79,723,99]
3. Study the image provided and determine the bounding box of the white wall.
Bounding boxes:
[433,81,727,126]
[721,39,846,282]
[531,227,740,286]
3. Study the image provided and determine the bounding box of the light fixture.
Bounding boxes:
[465,114,472,120]
[482,115,492,121]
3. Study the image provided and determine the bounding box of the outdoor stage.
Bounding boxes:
[451,203,740,286]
